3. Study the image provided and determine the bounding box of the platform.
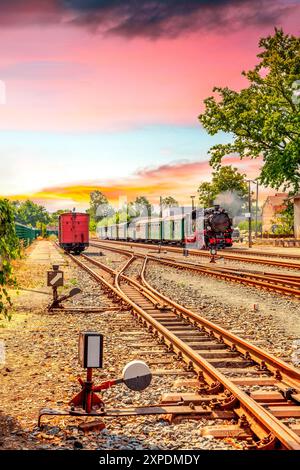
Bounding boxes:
[27,240,66,266]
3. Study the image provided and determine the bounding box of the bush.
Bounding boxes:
[0,199,20,320]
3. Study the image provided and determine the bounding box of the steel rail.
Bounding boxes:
[63,249,300,449]
[84,245,300,386]
[145,255,300,298]
[90,242,300,298]
[91,239,300,270]
[225,248,300,261]
[139,257,300,390]
[90,241,300,282]
[86,244,300,387]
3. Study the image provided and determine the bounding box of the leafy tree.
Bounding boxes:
[87,190,113,222]
[272,200,294,235]
[0,199,20,320]
[196,182,216,207]
[197,165,248,207]
[131,196,152,217]
[199,29,300,192]
[49,209,67,225]
[161,196,179,208]
[15,200,50,227]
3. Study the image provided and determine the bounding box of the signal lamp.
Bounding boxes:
[79,332,103,369]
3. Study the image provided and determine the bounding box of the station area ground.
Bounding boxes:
[27,239,66,266]
[0,239,299,450]
[1,241,219,451]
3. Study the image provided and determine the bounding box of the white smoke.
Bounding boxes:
[214,190,245,218]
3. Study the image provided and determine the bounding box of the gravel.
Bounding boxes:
[145,261,300,365]
[0,243,238,450]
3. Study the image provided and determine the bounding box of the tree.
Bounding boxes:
[161,196,179,208]
[196,182,216,207]
[272,200,294,235]
[197,165,248,208]
[87,190,112,222]
[0,199,20,320]
[199,29,300,192]
[49,209,67,226]
[132,196,152,217]
[15,200,50,227]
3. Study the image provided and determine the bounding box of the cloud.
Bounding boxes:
[0,1,295,38]
[6,154,264,210]
[0,60,91,81]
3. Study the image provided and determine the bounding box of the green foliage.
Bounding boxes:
[87,190,111,221]
[89,218,97,232]
[98,210,129,227]
[132,196,152,216]
[0,199,20,320]
[272,200,294,235]
[199,29,300,192]
[14,200,50,227]
[238,220,262,231]
[197,165,248,207]
[161,196,179,208]
[98,195,152,227]
[49,209,67,225]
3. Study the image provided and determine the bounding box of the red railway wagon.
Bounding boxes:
[58,212,89,254]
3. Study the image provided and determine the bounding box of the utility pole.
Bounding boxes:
[190,195,195,211]
[248,180,252,248]
[255,180,259,238]
[159,196,163,243]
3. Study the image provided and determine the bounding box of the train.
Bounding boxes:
[97,206,233,249]
[58,212,89,254]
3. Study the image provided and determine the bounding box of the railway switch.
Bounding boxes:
[47,264,81,310]
[38,332,154,427]
[209,247,217,263]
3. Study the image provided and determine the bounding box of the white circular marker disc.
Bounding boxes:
[122,360,152,391]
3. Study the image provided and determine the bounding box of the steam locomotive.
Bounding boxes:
[98,205,232,249]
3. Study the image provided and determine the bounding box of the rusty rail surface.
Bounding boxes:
[90,239,300,270]
[90,242,300,299]
[61,245,300,450]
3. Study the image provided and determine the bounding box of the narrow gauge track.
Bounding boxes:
[90,242,300,300]
[62,246,300,450]
[225,248,300,261]
[90,239,300,271]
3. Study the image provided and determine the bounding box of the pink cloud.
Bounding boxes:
[7,155,266,210]
[0,3,299,132]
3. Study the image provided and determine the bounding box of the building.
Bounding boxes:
[289,194,300,239]
[261,193,288,233]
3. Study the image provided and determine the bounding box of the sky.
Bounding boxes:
[0,0,299,211]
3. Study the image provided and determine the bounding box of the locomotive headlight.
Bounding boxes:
[210,248,217,256]
[207,225,211,230]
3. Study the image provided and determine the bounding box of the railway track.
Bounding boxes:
[61,245,300,450]
[91,242,300,300]
[227,248,300,261]
[90,239,300,270]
